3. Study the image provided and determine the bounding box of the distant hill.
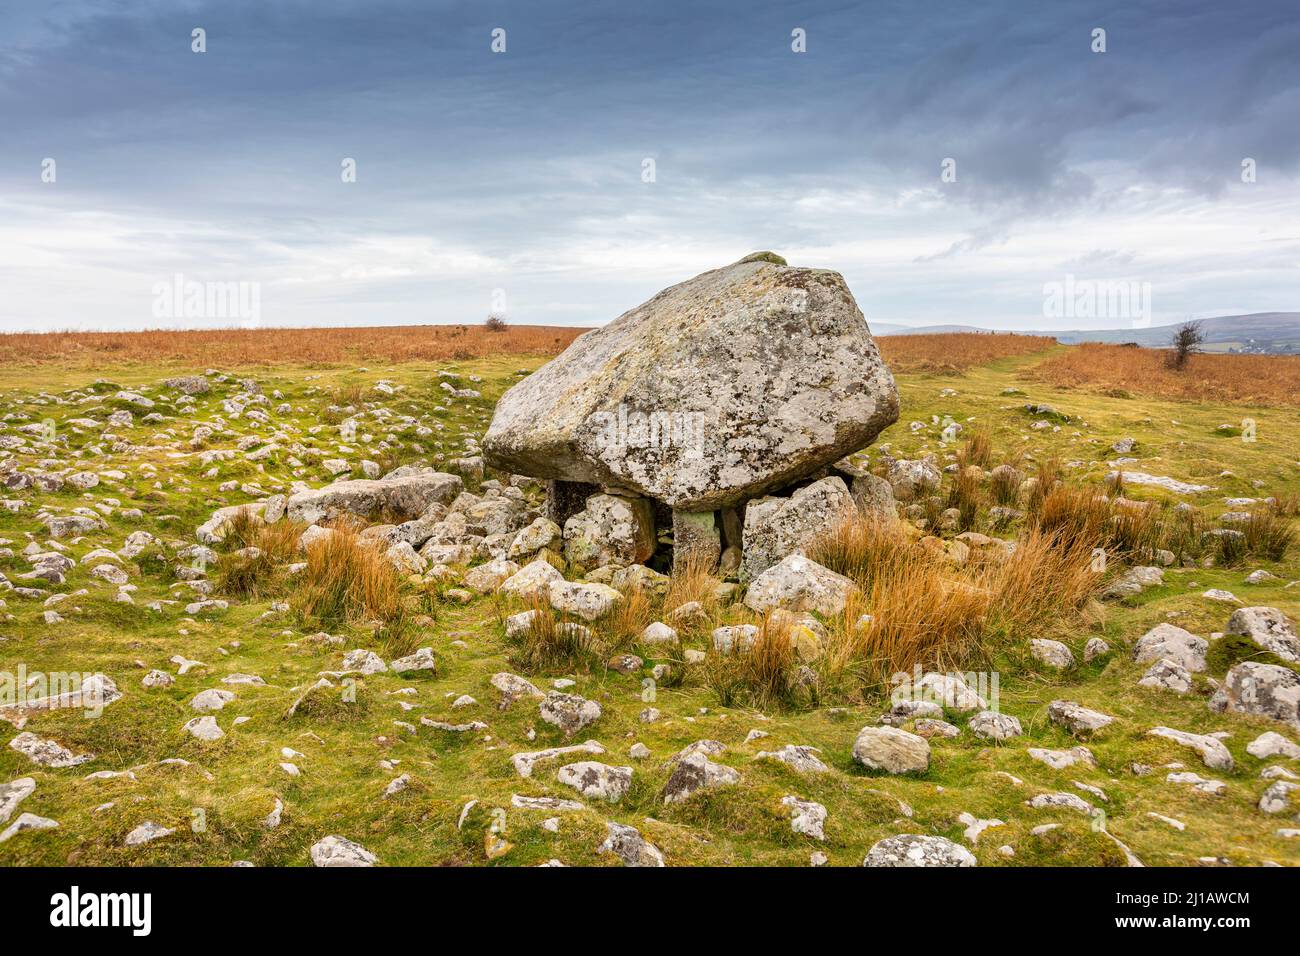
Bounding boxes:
[871,312,1300,355]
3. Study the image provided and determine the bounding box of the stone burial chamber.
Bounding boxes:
[482,252,901,580]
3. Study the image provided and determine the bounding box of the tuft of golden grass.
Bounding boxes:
[604,584,654,652]
[1241,505,1296,562]
[0,324,586,369]
[663,552,723,619]
[294,520,405,629]
[215,518,304,599]
[876,332,1056,373]
[810,511,1101,685]
[703,612,800,710]
[963,428,993,468]
[508,595,596,672]
[1032,342,1300,406]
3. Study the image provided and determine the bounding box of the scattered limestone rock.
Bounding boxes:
[539,692,602,737]
[1102,565,1164,600]
[309,834,378,867]
[1133,623,1207,672]
[556,761,633,802]
[0,777,37,825]
[1139,658,1194,694]
[183,716,224,741]
[740,477,856,581]
[9,732,93,768]
[511,740,605,778]
[782,796,827,840]
[1209,663,1300,730]
[863,833,975,867]
[598,821,664,867]
[389,647,436,674]
[1148,726,1234,771]
[852,726,930,774]
[1226,607,1300,663]
[0,811,58,843]
[1027,746,1096,770]
[548,580,622,621]
[754,744,829,775]
[1047,700,1115,737]
[661,751,741,803]
[743,553,857,617]
[1030,639,1074,670]
[125,821,175,846]
[968,711,1023,741]
[1247,731,1300,760]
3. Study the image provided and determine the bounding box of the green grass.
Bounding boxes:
[2,346,1298,867]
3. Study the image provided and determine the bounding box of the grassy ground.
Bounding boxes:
[1,339,1297,867]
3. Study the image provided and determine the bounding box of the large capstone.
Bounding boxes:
[482,254,899,512]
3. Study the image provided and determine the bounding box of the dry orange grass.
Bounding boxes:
[876,332,1055,372]
[1033,343,1300,406]
[294,520,405,627]
[811,513,1101,681]
[0,324,586,368]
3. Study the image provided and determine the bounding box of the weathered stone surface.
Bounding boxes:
[743,554,857,617]
[740,477,856,581]
[498,558,564,601]
[490,672,545,706]
[598,821,665,866]
[548,580,622,620]
[755,744,829,775]
[1210,663,1300,730]
[1138,658,1193,694]
[287,473,462,526]
[968,711,1023,741]
[1047,700,1115,736]
[782,795,828,840]
[556,761,633,801]
[1226,607,1300,663]
[482,256,899,511]
[508,517,562,560]
[0,811,58,843]
[0,777,36,826]
[1102,565,1164,600]
[1247,731,1300,760]
[310,835,377,867]
[1133,623,1207,672]
[1030,639,1074,670]
[852,726,930,774]
[1027,746,1096,770]
[463,558,520,593]
[672,510,721,572]
[885,457,941,499]
[1148,726,1234,771]
[563,494,655,571]
[539,692,602,736]
[9,733,92,768]
[863,833,975,867]
[661,751,740,804]
[893,672,987,713]
[389,647,436,674]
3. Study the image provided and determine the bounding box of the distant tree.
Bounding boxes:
[1166,321,1203,370]
[484,314,508,333]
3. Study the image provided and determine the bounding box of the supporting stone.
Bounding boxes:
[672,510,721,574]
[563,494,657,572]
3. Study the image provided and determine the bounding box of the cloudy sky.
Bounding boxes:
[1,0,1297,333]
